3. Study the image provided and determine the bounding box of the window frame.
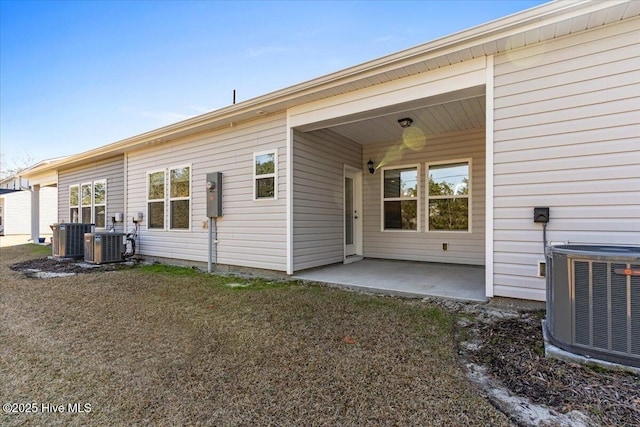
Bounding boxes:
[69,184,80,223]
[80,182,93,224]
[168,165,191,231]
[146,165,192,231]
[426,158,472,233]
[93,179,107,229]
[146,169,166,231]
[380,164,421,232]
[253,149,278,201]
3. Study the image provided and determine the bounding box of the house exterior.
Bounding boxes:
[24,0,640,301]
[0,172,57,238]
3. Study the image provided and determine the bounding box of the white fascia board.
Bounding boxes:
[289,57,486,129]
[23,170,57,187]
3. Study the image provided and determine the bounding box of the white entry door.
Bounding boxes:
[344,166,363,260]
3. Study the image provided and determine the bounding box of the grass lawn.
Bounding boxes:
[0,245,511,426]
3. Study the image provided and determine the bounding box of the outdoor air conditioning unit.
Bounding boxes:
[84,232,125,264]
[51,223,93,258]
[545,245,640,368]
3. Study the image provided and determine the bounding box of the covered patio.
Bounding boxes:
[294,258,486,302]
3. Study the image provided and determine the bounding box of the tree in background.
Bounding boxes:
[0,151,35,180]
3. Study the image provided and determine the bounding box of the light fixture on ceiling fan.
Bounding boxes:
[398,117,413,128]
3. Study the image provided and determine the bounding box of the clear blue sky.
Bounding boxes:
[0,0,547,169]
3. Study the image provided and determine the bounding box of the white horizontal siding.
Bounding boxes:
[39,186,57,234]
[58,156,125,232]
[2,191,31,235]
[363,128,485,265]
[492,17,640,301]
[0,187,56,236]
[127,113,288,271]
[292,129,362,271]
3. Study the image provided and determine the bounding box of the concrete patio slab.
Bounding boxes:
[294,258,487,302]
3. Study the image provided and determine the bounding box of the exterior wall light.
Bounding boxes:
[367,159,375,175]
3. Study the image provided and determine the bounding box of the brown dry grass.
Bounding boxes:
[0,245,511,426]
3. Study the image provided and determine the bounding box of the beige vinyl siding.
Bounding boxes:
[292,129,362,271]
[493,17,640,301]
[57,156,125,232]
[363,128,485,265]
[126,113,288,271]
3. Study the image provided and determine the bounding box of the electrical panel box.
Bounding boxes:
[206,172,223,218]
[533,207,550,223]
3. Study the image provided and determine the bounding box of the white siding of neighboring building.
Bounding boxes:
[2,191,31,235]
[0,187,56,236]
[492,17,640,301]
[363,128,486,265]
[126,113,288,271]
[57,156,125,232]
[292,129,362,271]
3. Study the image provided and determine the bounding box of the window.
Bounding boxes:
[427,161,470,231]
[254,150,277,200]
[147,165,191,230]
[169,166,190,229]
[81,183,92,223]
[93,180,106,228]
[147,171,165,230]
[382,166,418,231]
[68,181,107,227]
[69,185,79,223]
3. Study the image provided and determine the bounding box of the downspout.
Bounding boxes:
[484,54,495,298]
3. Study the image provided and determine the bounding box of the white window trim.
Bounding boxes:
[380,163,421,232]
[93,179,107,230]
[168,165,192,232]
[253,149,278,201]
[80,182,93,224]
[69,184,79,223]
[146,169,166,231]
[426,158,472,233]
[146,166,192,231]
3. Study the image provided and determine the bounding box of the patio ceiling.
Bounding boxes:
[304,86,486,146]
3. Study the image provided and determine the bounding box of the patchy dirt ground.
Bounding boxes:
[9,257,130,276]
[459,309,640,427]
[2,246,512,427]
[6,249,640,426]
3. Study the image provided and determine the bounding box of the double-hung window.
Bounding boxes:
[69,185,79,223]
[93,180,107,228]
[382,166,419,231]
[147,166,191,230]
[69,180,107,228]
[81,183,92,223]
[427,160,470,232]
[147,170,166,230]
[254,150,277,200]
[169,167,190,229]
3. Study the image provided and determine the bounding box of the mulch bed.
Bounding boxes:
[9,257,127,275]
[467,311,640,427]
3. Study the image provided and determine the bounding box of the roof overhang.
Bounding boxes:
[21,0,639,176]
